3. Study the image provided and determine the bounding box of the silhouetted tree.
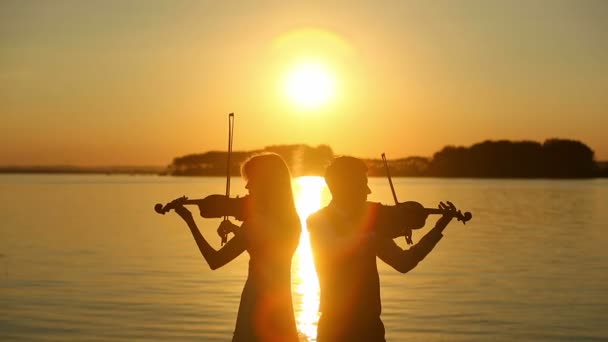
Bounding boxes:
[167,144,333,177]
[169,151,252,176]
[366,156,430,177]
[426,139,596,178]
[541,138,596,177]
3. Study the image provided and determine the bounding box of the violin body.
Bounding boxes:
[372,201,426,240]
[197,194,249,221]
[396,201,428,230]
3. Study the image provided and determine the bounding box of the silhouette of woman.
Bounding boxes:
[171,153,301,342]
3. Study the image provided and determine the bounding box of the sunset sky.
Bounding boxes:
[1,0,607,166]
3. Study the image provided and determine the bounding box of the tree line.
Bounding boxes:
[165,139,607,178]
[166,144,333,177]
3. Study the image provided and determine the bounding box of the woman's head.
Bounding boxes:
[241,153,296,215]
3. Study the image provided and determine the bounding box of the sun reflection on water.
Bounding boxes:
[292,176,330,341]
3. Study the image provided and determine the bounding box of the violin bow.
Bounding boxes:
[221,113,235,245]
[381,153,413,245]
[381,153,399,204]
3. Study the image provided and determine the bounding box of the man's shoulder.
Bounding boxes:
[306,206,332,229]
[366,201,383,210]
[307,203,385,222]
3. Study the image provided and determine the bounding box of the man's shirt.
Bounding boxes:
[307,201,444,336]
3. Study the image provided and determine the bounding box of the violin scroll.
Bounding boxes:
[154,196,188,215]
[437,201,472,225]
[459,211,473,224]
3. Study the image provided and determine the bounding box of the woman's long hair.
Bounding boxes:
[240,153,299,227]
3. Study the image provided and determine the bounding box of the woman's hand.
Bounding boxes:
[173,203,193,221]
[217,219,241,239]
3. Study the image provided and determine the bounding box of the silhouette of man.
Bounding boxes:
[307,156,458,341]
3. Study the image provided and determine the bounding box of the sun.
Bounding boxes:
[283,61,336,110]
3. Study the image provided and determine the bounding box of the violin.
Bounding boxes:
[381,153,472,244]
[376,200,471,239]
[154,194,249,221]
[155,113,238,244]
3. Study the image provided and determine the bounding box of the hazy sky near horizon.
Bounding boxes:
[1,0,607,165]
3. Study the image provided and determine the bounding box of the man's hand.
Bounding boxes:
[435,201,457,227]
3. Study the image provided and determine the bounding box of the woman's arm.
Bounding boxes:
[174,205,246,270]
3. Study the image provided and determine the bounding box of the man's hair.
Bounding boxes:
[324,156,368,190]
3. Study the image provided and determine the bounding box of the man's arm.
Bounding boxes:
[376,213,453,273]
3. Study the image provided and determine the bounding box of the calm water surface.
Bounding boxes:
[1,175,607,341]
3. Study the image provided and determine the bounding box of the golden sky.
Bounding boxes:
[1,1,607,165]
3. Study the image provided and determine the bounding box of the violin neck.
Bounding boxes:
[181,199,206,206]
[423,208,445,215]
[424,207,471,223]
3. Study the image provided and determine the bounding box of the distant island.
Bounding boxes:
[165,138,607,178]
[1,139,606,178]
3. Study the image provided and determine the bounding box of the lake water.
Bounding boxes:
[1,175,607,341]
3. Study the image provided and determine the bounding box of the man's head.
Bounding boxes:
[324,156,371,208]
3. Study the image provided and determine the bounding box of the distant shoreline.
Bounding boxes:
[1,167,606,179]
[0,166,165,175]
